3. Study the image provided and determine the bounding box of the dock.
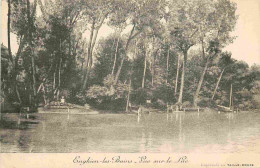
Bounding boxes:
[171,107,204,113]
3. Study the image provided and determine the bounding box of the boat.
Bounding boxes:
[215,84,237,113]
[216,105,233,112]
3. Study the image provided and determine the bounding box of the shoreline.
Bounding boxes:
[1,107,258,116]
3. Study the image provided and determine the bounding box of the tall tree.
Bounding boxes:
[81,0,115,90]
[112,0,166,84]
[7,0,13,63]
[26,0,37,107]
[211,52,234,100]
[168,0,199,109]
[193,0,237,107]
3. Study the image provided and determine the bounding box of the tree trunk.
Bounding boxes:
[166,48,169,84]
[53,72,56,91]
[193,39,207,107]
[7,0,13,63]
[69,35,71,57]
[151,52,155,87]
[175,53,180,95]
[125,79,132,112]
[89,29,99,57]
[114,25,136,84]
[8,0,22,105]
[82,14,107,90]
[177,50,187,109]
[15,85,22,104]
[42,85,47,105]
[82,16,106,90]
[110,35,116,62]
[111,36,120,75]
[80,41,86,74]
[27,0,37,107]
[11,37,26,106]
[193,56,210,107]
[126,40,138,112]
[142,51,147,88]
[82,20,95,90]
[58,58,62,88]
[57,58,62,100]
[211,68,225,100]
[229,84,233,108]
[83,29,100,89]
[114,54,125,84]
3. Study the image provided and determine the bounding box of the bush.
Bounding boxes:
[85,75,129,110]
[131,88,148,105]
[152,84,175,105]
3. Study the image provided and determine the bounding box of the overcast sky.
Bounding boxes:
[1,0,260,66]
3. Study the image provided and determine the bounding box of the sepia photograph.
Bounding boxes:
[0,0,260,163]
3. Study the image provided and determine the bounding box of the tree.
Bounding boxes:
[113,0,166,84]
[7,0,13,63]
[193,0,237,107]
[81,0,115,90]
[7,0,38,107]
[91,35,125,85]
[211,52,234,100]
[168,0,199,109]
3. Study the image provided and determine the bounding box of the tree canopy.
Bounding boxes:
[2,0,259,112]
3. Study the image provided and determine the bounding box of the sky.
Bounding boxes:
[225,0,260,66]
[1,0,260,66]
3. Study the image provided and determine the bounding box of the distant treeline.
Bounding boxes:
[1,0,260,112]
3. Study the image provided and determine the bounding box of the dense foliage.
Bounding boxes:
[1,0,260,112]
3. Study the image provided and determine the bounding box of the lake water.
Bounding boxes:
[0,110,260,153]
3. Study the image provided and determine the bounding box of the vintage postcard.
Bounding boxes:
[0,0,259,167]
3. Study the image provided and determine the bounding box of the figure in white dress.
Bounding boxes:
[61,96,65,105]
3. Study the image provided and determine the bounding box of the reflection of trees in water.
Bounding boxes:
[172,112,186,144]
[17,130,31,152]
[16,117,31,152]
[0,114,37,152]
[40,120,46,152]
[2,112,259,153]
[140,130,153,152]
[176,113,185,150]
[226,113,234,145]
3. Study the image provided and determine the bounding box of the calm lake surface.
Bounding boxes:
[1,110,260,153]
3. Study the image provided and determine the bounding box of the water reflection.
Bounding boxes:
[140,130,153,152]
[0,111,259,153]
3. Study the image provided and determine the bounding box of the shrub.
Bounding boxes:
[85,75,129,110]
